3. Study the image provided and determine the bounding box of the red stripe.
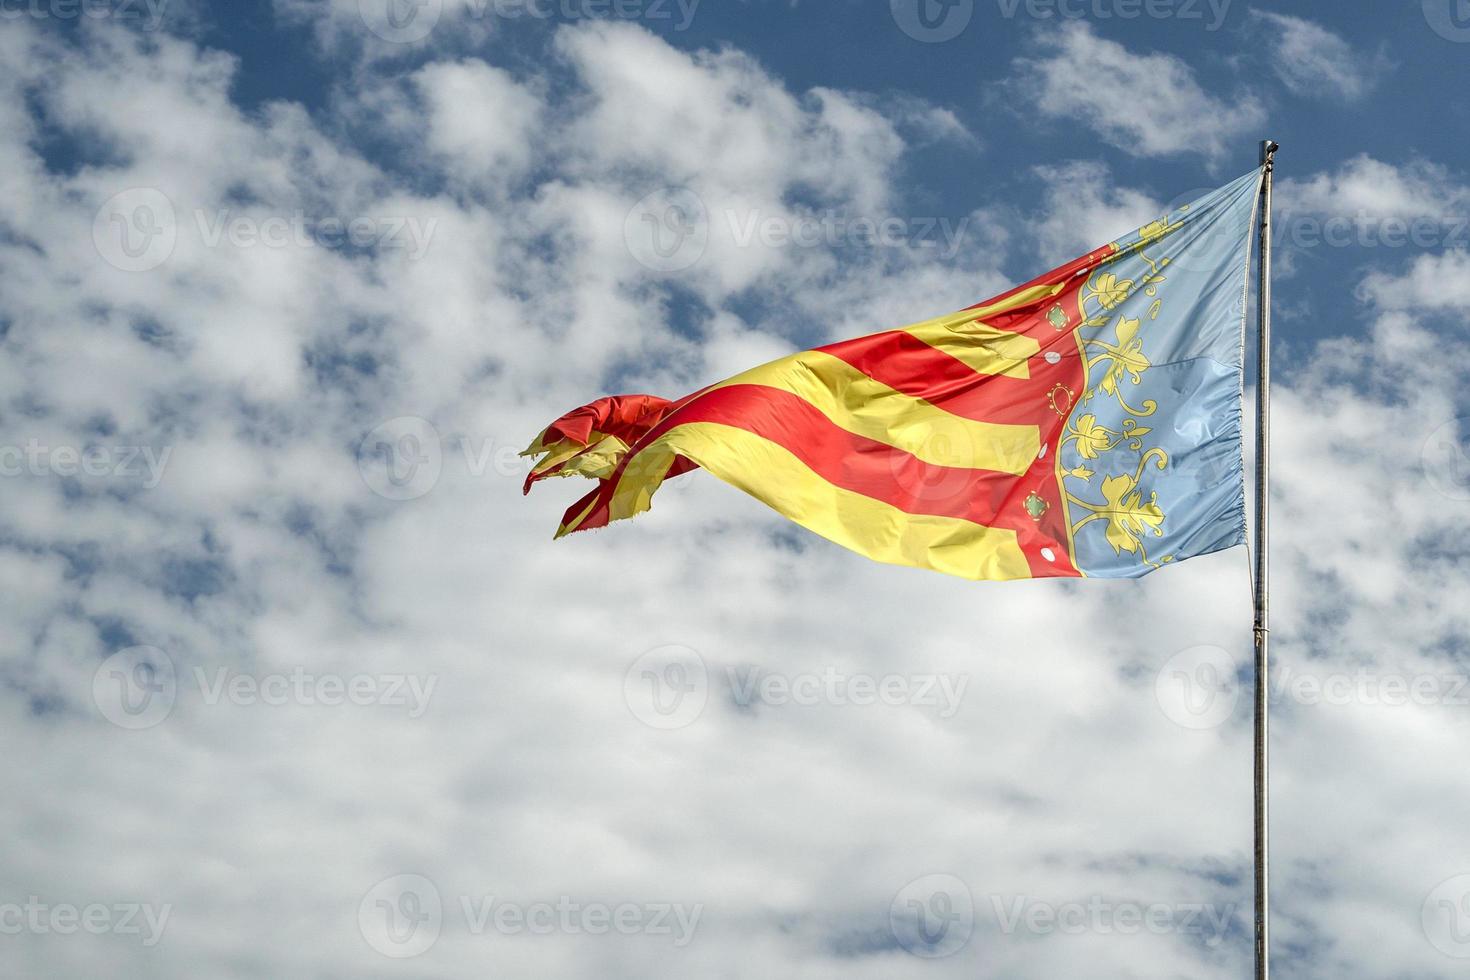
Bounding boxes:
[565,384,1078,576]
[650,384,1024,519]
[560,247,1118,575]
[813,261,1099,429]
[816,329,1078,428]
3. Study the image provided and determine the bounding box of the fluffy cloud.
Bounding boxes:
[2,13,1468,980]
[1030,159,1165,263]
[1253,10,1389,101]
[1279,154,1470,221]
[1013,22,1265,161]
[1359,249,1470,311]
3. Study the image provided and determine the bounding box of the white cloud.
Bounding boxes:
[1030,160,1164,263]
[1014,22,1265,161]
[1253,10,1389,101]
[2,14,1470,980]
[1359,249,1470,312]
[412,60,545,185]
[1279,154,1470,220]
[1273,155,1470,275]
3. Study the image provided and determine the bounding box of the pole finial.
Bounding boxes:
[1260,140,1280,171]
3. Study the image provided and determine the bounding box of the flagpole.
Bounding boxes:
[1253,138,1278,980]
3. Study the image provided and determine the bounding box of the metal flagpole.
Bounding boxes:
[1253,138,1278,980]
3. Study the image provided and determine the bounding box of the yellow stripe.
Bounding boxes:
[905,318,1041,379]
[608,422,1031,581]
[711,350,1040,477]
[898,284,1062,379]
[966,282,1067,320]
[556,494,601,538]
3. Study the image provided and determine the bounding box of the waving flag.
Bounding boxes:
[523,170,1263,581]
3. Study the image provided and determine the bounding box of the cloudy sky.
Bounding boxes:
[3,0,1469,976]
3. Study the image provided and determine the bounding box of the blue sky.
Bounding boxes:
[4,1,1470,977]
[172,0,1468,362]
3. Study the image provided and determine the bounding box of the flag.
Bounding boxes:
[523,169,1263,581]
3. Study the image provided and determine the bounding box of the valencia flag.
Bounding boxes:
[524,170,1263,581]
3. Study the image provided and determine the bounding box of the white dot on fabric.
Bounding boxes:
[1044,352,1062,365]
[1041,548,1057,562]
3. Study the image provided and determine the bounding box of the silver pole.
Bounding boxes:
[1253,138,1278,980]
